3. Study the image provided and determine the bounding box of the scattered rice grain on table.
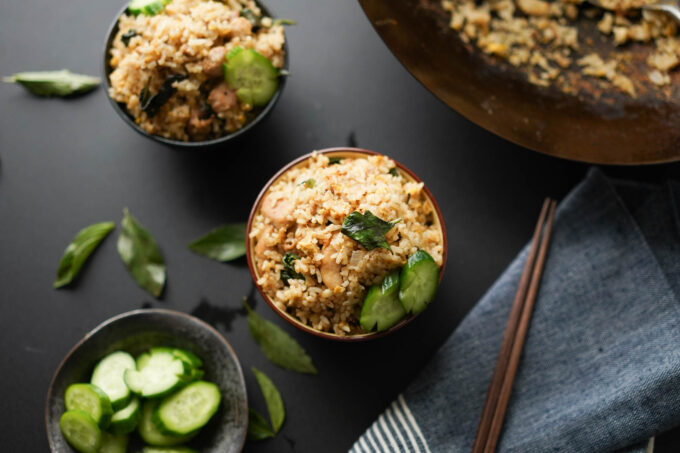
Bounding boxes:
[108,0,285,141]
[250,153,444,336]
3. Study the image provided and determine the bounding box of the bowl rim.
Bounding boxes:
[102,1,288,148]
[245,147,448,342]
[44,308,248,452]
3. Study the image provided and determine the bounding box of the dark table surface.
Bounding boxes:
[1,0,679,451]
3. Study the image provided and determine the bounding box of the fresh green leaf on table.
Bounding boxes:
[341,210,401,251]
[53,222,115,288]
[117,208,166,298]
[245,300,317,374]
[3,70,100,97]
[252,367,285,433]
[188,223,246,262]
[247,408,274,441]
[280,253,304,285]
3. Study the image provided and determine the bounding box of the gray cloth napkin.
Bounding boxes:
[350,168,680,453]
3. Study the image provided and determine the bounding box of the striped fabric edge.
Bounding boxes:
[348,394,432,453]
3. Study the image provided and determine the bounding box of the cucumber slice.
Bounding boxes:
[153,381,221,436]
[99,432,128,453]
[137,352,151,371]
[399,250,439,314]
[128,0,170,16]
[138,401,196,447]
[91,351,136,411]
[124,350,190,398]
[64,383,113,429]
[142,447,198,453]
[172,349,203,369]
[109,397,141,434]
[224,48,279,106]
[59,410,102,453]
[360,270,406,332]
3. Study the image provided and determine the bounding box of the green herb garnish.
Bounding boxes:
[248,409,274,440]
[121,29,139,46]
[252,367,285,433]
[281,253,305,285]
[245,299,317,374]
[139,74,187,118]
[273,18,297,26]
[240,8,261,30]
[53,222,115,288]
[341,211,401,251]
[299,178,316,189]
[3,70,100,97]
[188,223,246,262]
[117,208,166,298]
[389,167,399,177]
[328,156,343,165]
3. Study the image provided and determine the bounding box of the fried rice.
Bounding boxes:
[249,152,445,336]
[108,0,285,141]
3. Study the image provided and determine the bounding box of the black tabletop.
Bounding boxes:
[1,0,679,451]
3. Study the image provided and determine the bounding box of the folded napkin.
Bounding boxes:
[350,168,680,453]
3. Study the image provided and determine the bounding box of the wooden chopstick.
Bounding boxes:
[471,198,557,453]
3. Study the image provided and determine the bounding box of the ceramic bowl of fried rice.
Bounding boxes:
[103,0,288,147]
[246,148,447,341]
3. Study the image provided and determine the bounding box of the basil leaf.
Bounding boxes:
[117,208,166,298]
[341,211,401,251]
[240,8,261,31]
[245,300,317,374]
[281,253,304,285]
[299,178,316,188]
[53,222,115,289]
[139,74,187,118]
[388,167,399,177]
[247,408,274,441]
[3,70,100,97]
[273,18,297,26]
[188,223,246,262]
[328,156,343,165]
[121,29,139,46]
[252,367,285,433]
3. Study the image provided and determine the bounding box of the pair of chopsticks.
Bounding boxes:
[471,198,557,453]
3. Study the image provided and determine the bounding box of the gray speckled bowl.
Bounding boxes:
[45,309,247,452]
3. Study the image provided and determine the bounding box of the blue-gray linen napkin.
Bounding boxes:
[350,168,680,453]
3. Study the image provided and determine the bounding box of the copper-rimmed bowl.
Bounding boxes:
[45,309,248,452]
[246,147,448,341]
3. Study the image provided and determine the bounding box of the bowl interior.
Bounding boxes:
[46,309,247,452]
[246,148,448,341]
[102,2,288,148]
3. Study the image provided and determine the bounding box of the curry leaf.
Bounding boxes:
[252,367,285,433]
[245,299,317,374]
[341,211,401,251]
[388,167,399,177]
[3,70,100,97]
[281,253,304,285]
[328,156,343,165]
[117,208,166,298]
[188,223,246,262]
[247,409,274,441]
[53,222,115,288]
